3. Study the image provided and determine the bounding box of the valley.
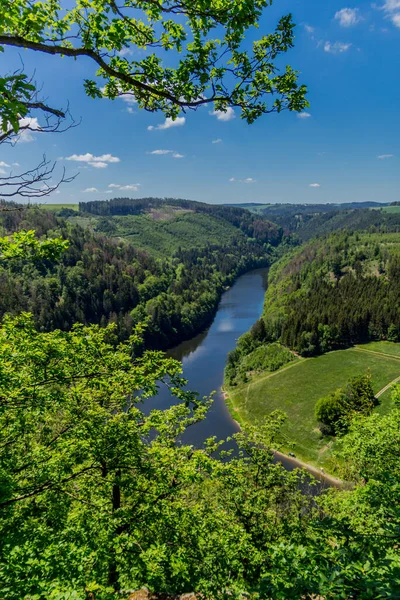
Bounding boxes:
[17,199,400,477]
[2,0,400,594]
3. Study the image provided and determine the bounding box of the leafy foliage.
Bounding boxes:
[2,314,400,597]
[0,0,308,131]
[0,228,68,262]
[225,317,295,386]
[315,373,379,435]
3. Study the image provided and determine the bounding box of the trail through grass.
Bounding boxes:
[226,344,400,467]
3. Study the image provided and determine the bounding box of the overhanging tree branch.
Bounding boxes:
[0,156,77,199]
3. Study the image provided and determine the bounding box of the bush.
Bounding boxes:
[315,390,349,435]
[315,373,379,435]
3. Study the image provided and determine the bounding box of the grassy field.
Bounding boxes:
[378,205,400,214]
[356,341,400,358]
[37,203,79,211]
[226,343,400,468]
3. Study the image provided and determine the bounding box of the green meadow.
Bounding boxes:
[36,203,79,211]
[226,343,400,468]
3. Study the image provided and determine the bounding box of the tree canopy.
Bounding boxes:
[0,0,308,140]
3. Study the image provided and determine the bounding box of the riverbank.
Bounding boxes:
[222,389,344,488]
[158,258,270,353]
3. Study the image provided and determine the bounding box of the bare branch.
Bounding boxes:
[0,156,77,200]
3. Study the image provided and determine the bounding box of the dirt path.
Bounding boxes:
[354,346,400,361]
[376,375,400,398]
[274,450,344,488]
[353,347,400,397]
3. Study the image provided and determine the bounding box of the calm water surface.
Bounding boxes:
[151,268,268,446]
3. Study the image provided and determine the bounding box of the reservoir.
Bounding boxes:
[151,268,268,446]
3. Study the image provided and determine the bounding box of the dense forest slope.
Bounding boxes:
[0,201,281,348]
[262,231,400,356]
[231,202,400,240]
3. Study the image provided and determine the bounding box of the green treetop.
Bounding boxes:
[0,0,308,140]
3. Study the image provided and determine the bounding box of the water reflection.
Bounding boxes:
[151,268,268,446]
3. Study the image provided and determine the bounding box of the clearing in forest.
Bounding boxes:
[226,342,400,467]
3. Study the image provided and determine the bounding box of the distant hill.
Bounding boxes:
[227,201,389,213]
[262,230,400,355]
[74,197,283,256]
[225,202,400,240]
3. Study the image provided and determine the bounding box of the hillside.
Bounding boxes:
[73,197,283,255]
[226,341,400,467]
[0,202,280,349]
[229,202,400,240]
[224,230,400,467]
[262,231,400,355]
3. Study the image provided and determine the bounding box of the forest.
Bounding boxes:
[225,230,400,388]
[0,202,280,348]
[79,197,283,247]
[239,202,400,240]
[261,231,400,356]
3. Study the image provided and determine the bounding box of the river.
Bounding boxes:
[152,267,337,489]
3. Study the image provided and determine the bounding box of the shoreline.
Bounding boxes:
[222,390,344,489]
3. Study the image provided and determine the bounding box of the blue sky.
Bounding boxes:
[1,0,399,205]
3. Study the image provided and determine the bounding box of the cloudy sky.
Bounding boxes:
[1,0,399,205]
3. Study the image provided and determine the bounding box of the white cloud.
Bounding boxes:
[335,8,361,27]
[212,138,223,144]
[65,153,120,168]
[148,149,174,155]
[324,41,352,53]
[147,149,184,158]
[108,183,141,191]
[0,168,6,176]
[118,47,133,57]
[120,94,137,105]
[0,118,39,143]
[148,117,186,131]
[380,0,400,27]
[297,112,312,119]
[19,117,41,130]
[12,162,20,167]
[377,154,395,159]
[0,161,9,167]
[127,107,135,114]
[304,24,315,33]
[210,107,236,122]
[120,184,141,191]
[309,183,321,187]
[230,177,256,184]
[90,161,108,168]
[83,187,99,193]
